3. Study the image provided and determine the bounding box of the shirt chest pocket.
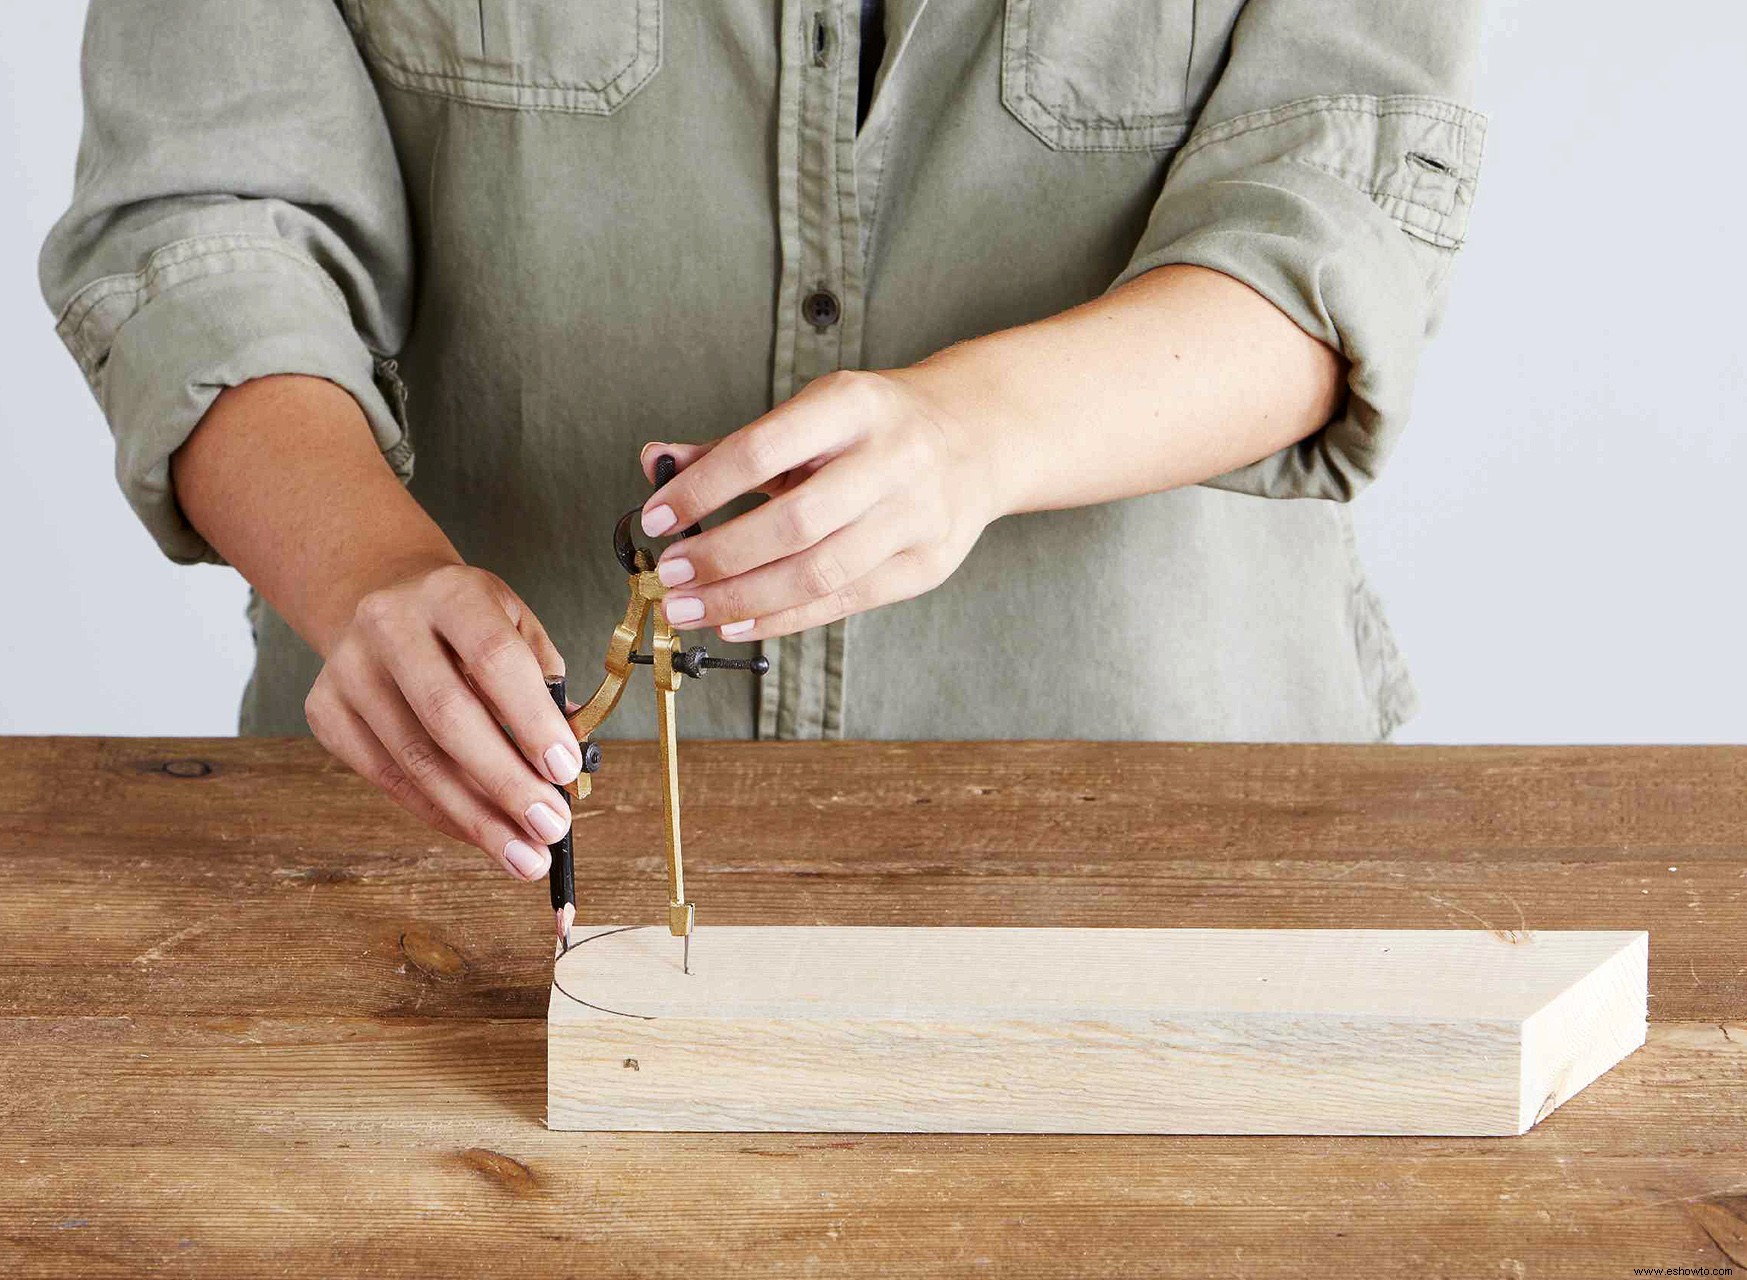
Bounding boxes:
[1001,0,1219,152]
[349,0,661,114]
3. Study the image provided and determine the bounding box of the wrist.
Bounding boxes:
[881,358,1026,527]
[312,546,464,655]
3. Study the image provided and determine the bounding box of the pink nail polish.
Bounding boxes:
[642,504,677,537]
[543,742,580,784]
[719,619,755,639]
[504,839,549,880]
[664,595,704,624]
[657,557,695,587]
[525,801,569,843]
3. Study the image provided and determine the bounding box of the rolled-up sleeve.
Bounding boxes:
[1111,0,1488,501]
[39,0,415,564]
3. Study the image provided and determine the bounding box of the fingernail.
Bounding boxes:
[525,801,570,843]
[657,557,694,587]
[663,595,704,624]
[642,504,677,537]
[719,619,755,639]
[543,742,580,784]
[504,839,549,880]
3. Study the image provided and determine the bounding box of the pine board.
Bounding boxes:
[549,925,1647,1134]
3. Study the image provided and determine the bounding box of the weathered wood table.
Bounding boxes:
[2,737,1743,1277]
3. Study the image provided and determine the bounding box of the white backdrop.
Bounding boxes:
[2,2,1742,741]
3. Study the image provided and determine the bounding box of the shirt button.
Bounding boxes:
[802,289,841,330]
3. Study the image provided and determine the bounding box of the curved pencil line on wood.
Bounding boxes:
[551,924,659,1020]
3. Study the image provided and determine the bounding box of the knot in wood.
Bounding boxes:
[158,759,215,779]
[457,1148,538,1198]
[400,927,468,979]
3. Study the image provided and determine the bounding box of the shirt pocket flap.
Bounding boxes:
[354,0,661,114]
[1001,0,1202,152]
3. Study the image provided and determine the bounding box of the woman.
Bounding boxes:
[42,0,1485,883]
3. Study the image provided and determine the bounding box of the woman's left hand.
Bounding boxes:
[637,369,998,642]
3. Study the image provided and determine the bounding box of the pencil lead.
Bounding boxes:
[556,902,575,953]
[683,931,690,976]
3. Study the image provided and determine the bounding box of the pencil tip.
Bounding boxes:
[683,932,690,975]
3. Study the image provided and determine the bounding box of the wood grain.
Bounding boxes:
[2,737,1744,1276]
[548,925,1647,1134]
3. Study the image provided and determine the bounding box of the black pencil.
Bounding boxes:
[545,675,576,952]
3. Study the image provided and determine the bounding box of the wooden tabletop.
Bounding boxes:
[2,737,1743,1277]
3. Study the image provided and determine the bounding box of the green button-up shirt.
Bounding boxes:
[42,0,1485,742]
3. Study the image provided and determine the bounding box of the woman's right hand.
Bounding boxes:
[302,559,582,881]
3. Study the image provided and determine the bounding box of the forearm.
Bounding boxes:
[893,264,1347,518]
[171,374,460,656]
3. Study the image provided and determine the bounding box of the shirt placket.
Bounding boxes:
[759,0,867,740]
